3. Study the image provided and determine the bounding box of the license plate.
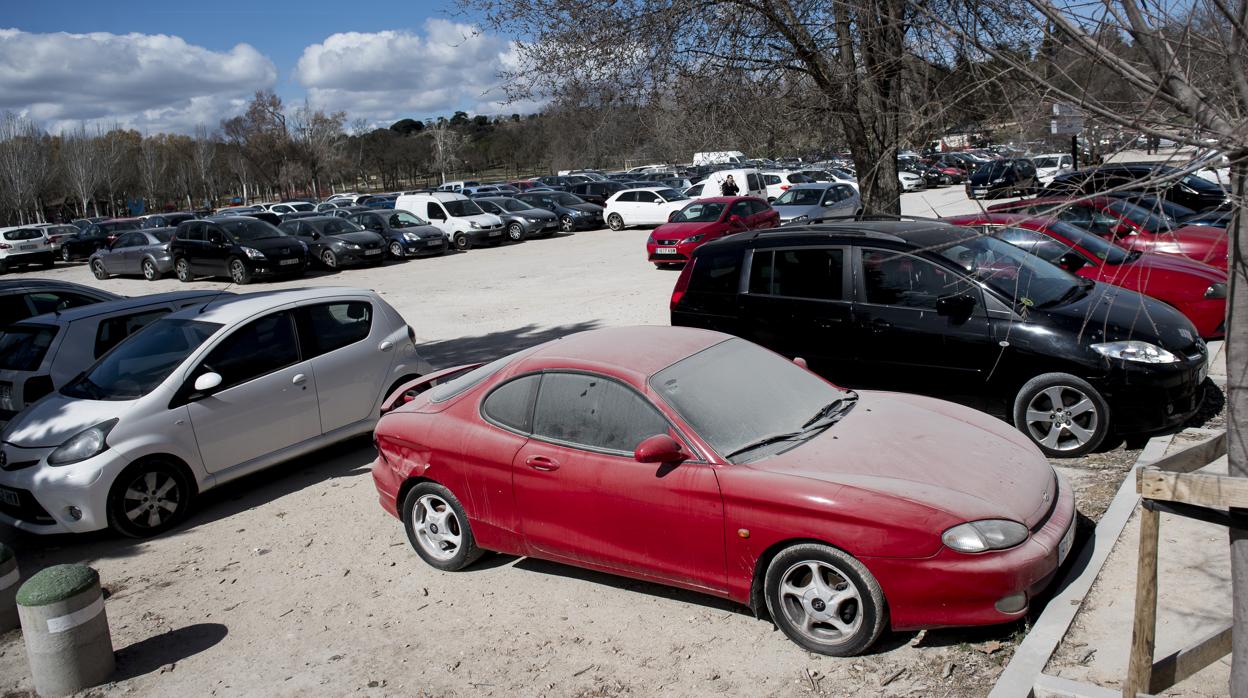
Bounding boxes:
[0,489,18,507]
[427,240,442,247]
[364,248,382,255]
[279,258,300,266]
[489,230,502,237]
[18,244,35,251]
[1057,521,1075,566]
[973,189,986,195]
[657,247,677,254]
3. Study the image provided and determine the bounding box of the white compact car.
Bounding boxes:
[1031,153,1075,185]
[0,287,433,537]
[393,192,505,250]
[0,291,224,423]
[759,170,817,201]
[0,227,55,274]
[604,187,693,229]
[898,171,925,192]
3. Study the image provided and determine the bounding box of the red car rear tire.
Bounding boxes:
[402,482,484,571]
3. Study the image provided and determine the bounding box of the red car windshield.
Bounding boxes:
[1040,220,1132,265]
[651,339,854,463]
[671,202,727,223]
[1105,200,1167,234]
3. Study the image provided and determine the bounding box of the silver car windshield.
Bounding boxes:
[61,319,222,401]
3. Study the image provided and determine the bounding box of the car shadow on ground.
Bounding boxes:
[416,320,602,368]
[0,435,376,574]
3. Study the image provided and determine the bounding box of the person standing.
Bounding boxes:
[720,175,740,197]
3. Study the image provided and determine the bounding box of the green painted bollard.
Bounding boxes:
[0,543,17,631]
[16,564,114,697]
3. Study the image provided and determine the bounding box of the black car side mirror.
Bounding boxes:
[1058,254,1087,273]
[936,294,976,319]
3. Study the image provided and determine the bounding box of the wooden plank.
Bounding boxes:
[1138,470,1248,509]
[1137,432,1227,475]
[1148,623,1233,693]
[1124,506,1160,697]
[1034,672,1138,698]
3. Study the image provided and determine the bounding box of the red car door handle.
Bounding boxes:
[526,456,560,471]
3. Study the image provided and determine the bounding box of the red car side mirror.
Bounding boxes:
[729,215,745,227]
[634,434,687,464]
[793,357,809,369]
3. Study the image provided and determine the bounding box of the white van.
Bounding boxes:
[436,180,480,193]
[393,192,504,250]
[684,169,767,199]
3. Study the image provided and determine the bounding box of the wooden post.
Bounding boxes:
[1124,505,1160,697]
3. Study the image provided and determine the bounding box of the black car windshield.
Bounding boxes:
[651,338,853,463]
[1042,220,1131,265]
[289,203,315,212]
[979,161,1013,178]
[935,234,1082,308]
[444,200,485,217]
[671,202,727,223]
[220,219,284,241]
[1105,200,1167,233]
[1181,174,1224,193]
[1032,156,1060,168]
[774,188,824,206]
[551,193,585,206]
[61,319,222,401]
[499,198,534,212]
[313,218,364,235]
[0,325,58,371]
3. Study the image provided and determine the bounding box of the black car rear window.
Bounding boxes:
[688,249,741,294]
[0,325,58,371]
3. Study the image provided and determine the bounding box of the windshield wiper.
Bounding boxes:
[800,392,859,430]
[725,432,804,459]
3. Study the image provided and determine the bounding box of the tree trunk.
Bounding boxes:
[844,117,902,216]
[1229,154,1248,698]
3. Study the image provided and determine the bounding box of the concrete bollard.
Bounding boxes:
[16,564,114,697]
[0,543,17,631]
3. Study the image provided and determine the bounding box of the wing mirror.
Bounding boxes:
[634,434,687,464]
[936,294,977,319]
[728,215,746,227]
[310,231,322,240]
[193,372,223,393]
[793,356,809,369]
[1057,254,1087,273]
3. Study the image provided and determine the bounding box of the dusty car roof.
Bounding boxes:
[520,326,730,379]
[16,291,224,326]
[164,287,378,325]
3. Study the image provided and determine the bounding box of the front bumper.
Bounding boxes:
[249,256,308,277]
[405,238,448,256]
[466,227,507,244]
[568,214,604,230]
[865,472,1076,631]
[524,219,560,236]
[1099,357,1206,434]
[647,240,695,263]
[0,442,120,534]
[334,247,387,266]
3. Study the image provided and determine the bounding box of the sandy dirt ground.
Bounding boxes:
[0,183,1222,697]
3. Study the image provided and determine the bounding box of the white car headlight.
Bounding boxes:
[403,232,419,241]
[469,221,480,229]
[343,243,361,250]
[241,246,266,260]
[942,520,1028,553]
[792,215,809,222]
[991,178,1006,184]
[48,419,118,466]
[1091,340,1179,364]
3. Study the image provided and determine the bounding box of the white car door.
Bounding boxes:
[186,310,322,474]
[424,201,453,237]
[634,191,662,224]
[296,299,393,433]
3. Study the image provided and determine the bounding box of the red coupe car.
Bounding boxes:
[646,196,778,267]
[947,213,1228,338]
[986,196,1228,270]
[372,327,1075,656]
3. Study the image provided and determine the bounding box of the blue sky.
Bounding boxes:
[1,0,530,134]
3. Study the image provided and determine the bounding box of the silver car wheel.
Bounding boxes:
[412,494,463,561]
[142,259,158,280]
[1024,385,1099,452]
[777,560,863,647]
[122,471,182,529]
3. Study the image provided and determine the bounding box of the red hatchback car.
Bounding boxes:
[372,327,1074,656]
[987,196,1228,270]
[947,213,1228,339]
[646,196,778,267]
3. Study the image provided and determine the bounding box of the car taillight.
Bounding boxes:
[780,185,790,190]
[671,259,694,311]
[0,243,9,250]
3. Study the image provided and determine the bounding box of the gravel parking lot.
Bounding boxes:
[0,184,1216,697]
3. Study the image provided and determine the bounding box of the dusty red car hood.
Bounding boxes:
[750,391,1055,528]
[1098,249,1225,285]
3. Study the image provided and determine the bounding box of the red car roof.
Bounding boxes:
[517,326,730,380]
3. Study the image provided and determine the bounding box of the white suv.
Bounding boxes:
[393,192,505,250]
[0,227,55,273]
[0,287,433,537]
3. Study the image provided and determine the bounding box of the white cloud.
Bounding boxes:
[0,28,277,134]
[294,19,543,123]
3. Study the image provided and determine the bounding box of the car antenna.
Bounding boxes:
[199,280,236,314]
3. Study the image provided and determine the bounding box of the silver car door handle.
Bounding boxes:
[379,341,394,352]
[292,374,307,385]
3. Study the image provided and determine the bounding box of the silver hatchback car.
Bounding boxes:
[0,287,433,537]
[771,183,862,223]
[89,228,177,281]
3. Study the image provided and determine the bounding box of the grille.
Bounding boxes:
[657,239,679,245]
